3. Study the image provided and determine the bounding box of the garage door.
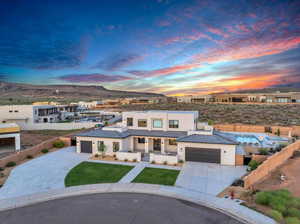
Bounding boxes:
[80,141,92,153]
[185,147,220,163]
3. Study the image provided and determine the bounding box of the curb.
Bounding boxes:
[0,183,275,224]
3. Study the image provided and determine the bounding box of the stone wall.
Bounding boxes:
[0,137,71,168]
[243,140,300,189]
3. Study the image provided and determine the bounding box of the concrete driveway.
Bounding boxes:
[0,147,89,200]
[175,162,247,195]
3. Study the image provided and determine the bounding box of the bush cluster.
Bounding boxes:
[41,149,49,154]
[52,140,65,148]
[255,189,300,223]
[248,160,261,171]
[6,161,16,167]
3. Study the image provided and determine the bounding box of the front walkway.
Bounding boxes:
[175,162,247,195]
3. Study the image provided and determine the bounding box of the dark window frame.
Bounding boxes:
[127,117,133,126]
[137,137,145,144]
[138,119,147,127]
[169,120,179,128]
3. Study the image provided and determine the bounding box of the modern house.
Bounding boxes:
[0,104,78,127]
[0,123,21,153]
[75,111,240,165]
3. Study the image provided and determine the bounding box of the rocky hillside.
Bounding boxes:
[0,82,164,104]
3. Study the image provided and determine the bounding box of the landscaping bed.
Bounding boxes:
[132,167,180,186]
[65,162,134,187]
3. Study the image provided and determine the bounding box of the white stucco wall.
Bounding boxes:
[177,142,236,165]
[76,136,129,156]
[122,111,198,132]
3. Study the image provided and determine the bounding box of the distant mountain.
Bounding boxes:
[0,82,164,104]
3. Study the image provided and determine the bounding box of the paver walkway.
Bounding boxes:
[119,163,146,183]
[175,162,247,195]
[0,147,89,200]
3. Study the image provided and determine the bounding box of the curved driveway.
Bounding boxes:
[0,193,242,224]
[0,147,89,199]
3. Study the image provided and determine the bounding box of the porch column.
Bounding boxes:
[145,137,149,153]
[130,137,134,152]
[161,138,166,154]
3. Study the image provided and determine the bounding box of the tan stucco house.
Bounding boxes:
[75,111,239,165]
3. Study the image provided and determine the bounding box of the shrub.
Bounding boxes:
[269,210,283,222]
[255,192,270,205]
[124,159,128,162]
[271,200,287,214]
[178,160,183,163]
[248,160,261,171]
[289,198,300,209]
[258,148,269,155]
[133,159,137,162]
[26,155,33,159]
[151,160,155,164]
[0,167,4,172]
[285,217,300,224]
[0,173,5,178]
[6,161,16,167]
[163,161,168,165]
[52,140,65,148]
[41,149,49,154]
[94,154,99,158]
[287,208,300,219]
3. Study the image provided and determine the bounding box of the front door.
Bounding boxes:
[153,139,161,151]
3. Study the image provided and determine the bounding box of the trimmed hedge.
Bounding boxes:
[269,210,283,222]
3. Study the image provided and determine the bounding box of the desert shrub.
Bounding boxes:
[94,154,99,158]
[271,200,287,214]
[258,148,269,155]
[288,198,300,209]
[124,159,128,162]
[285,217,300,224]
[26,155,33,159]
[133,159,137,162]
[0,167,4,172]
[269,210,283,222]
[255,191,271,205]
[163,161,168,165]
[287,208,300,219]
[41,149,49,153]
[248,160,261,171]
[52,140,65,148]
[6,161,16,167]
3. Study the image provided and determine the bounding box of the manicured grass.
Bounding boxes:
[65,162,134,187]
[132,167,180,186]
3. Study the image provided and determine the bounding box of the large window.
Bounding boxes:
[127,117,133,126]
[169,120,179,128]
[152,119,163,128]
[138,119,147,127]
[137,137,145,144]
[168,139,177,145]
[113,142,120,152]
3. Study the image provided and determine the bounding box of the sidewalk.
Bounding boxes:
[119,163,146,183]
[0,183,275,224]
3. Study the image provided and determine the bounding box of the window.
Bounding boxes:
[168,139,177,145]
[127,117,133,126]
[169,120,179,128]
[97,141,105,152]
[14,110,19,113]
[138,138,145,144]
[113,142,120,152]
[152,119,162,128]
[138,119,147,127]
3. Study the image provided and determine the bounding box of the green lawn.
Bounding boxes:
[132,167,180,186]
[65,162,134,187]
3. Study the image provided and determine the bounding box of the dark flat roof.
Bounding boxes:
[75,128,186,139]
[176,131,238,145]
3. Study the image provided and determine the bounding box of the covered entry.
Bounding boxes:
[185,147,221,163]
[80,141,92,153]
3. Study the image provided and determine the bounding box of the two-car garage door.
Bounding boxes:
[185,147,221,163]
[80,141,93,153]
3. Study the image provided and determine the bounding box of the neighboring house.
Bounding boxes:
[0,104,78,126]
[0,123,21,153]
[75,110,239,165]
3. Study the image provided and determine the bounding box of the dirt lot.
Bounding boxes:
[254,155,300,197]
[119,103,300,126]
[20,130,80,150]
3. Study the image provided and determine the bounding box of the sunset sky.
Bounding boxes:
[0,0,299,95]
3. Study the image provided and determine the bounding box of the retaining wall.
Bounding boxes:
[0,137,71,168]
[243,140,300,188]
